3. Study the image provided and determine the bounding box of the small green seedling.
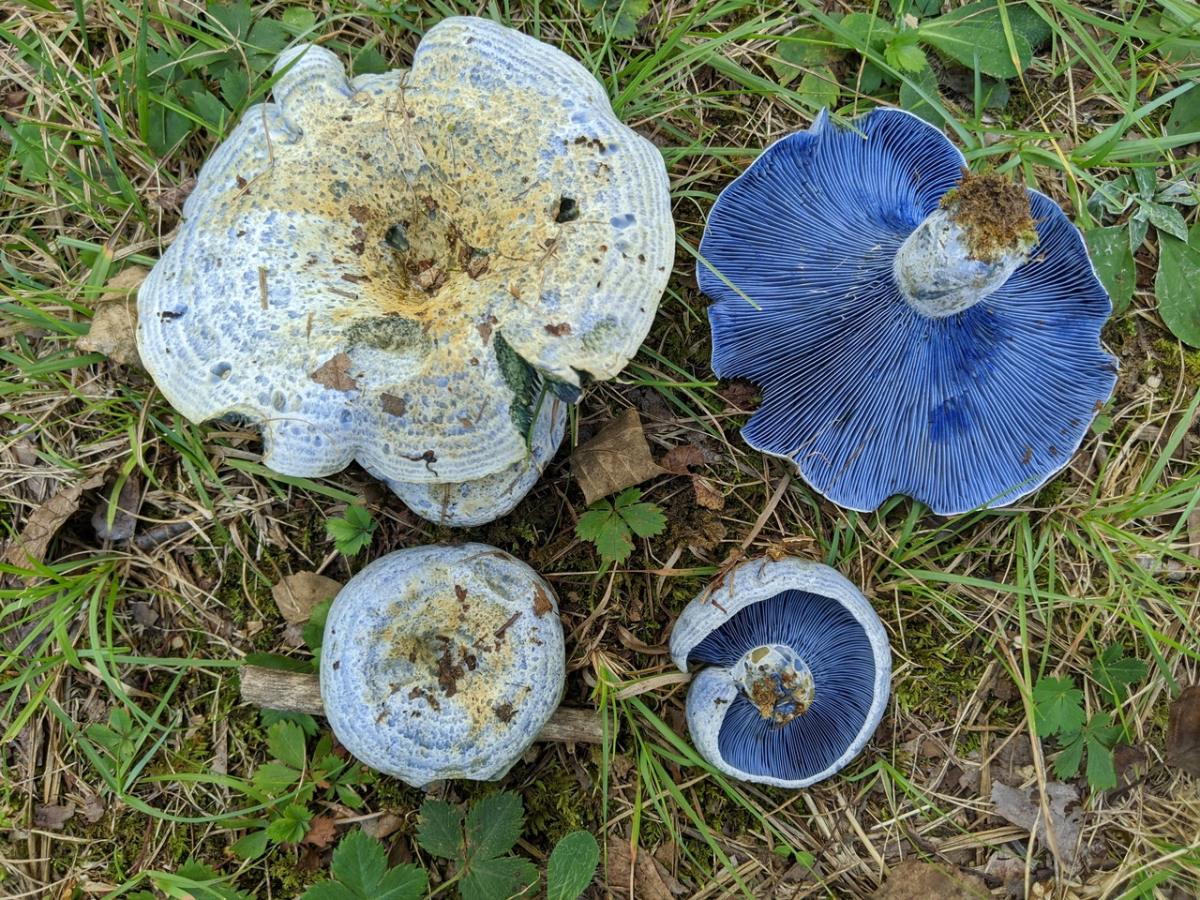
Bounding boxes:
[1032,644,1147,791]
[575,487,666,569]
[326,505,376,556]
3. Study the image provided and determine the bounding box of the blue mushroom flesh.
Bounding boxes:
[700,108,1118,516]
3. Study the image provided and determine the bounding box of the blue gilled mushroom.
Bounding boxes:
[320,543,564,787]
[670,557,890,788]
[698,108,1118,516]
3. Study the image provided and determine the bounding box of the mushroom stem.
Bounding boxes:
[239,665,603,745]
[894,172,1037,318]
[732,643,814,726]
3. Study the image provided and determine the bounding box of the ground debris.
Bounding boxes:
[532,583,554,616]
[1167,685,1200,777]
[91,474,141,543]
[302,815,338,848]
[310,353,358,391]
[271,571,344,625]
[605,835,679,899]
[871,860,989,898]
[692,475,724,510]
[33,803,75,830]
[991,780,1082,869]
[77,266,148,367]
[571,408,663,505]
[4,471,105,569]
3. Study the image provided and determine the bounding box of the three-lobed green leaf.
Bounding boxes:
[576,489,666,567]
[1032,676,1086,737]
[300,830,427,900]
[326,505,377,556]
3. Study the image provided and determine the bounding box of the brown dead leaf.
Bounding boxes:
[718,380,759,410]
[91,473,141,543]
[532,583,554,617]
[692,475,725,510]
[33,802,75,830]
[1168,685,1200,777]
[872,861,989,899]
[991,780,1082,868]
[2,438,51,502]
[361,812,404,841]
[605,836,674,900]
[1113,742,1148,788]
[571,408,663,505]
[271,572,344,625]
[78,790,106,824]
[660,444,707,475]
[148,177,196,212]
[310,353,358,392]
[381,393,407,417]
[77,267,148,367]
[4,472,105,568]
[302,815,338,848]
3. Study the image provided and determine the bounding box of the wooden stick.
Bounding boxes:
[239,665,603,745]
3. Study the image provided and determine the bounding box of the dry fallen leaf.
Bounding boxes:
[91,473,141,543]
[271,572,344,625]
[4,472,105,568]
[381,392,407,416]
[77,267,148,367]
[991,780,1082,868]
[571,408,663,505]
[148,176,196,212]
[310,353,358,392]
[718,380,759,410]
[660,444,707,475]
[692,475,725,510]
[532,583,554,617]
[1167,685,1200,777]
[361,811,404,841]
[3,438,51,502]
[33,802,75,830]
[605,836,675,900]
[871,860,989,899]
[302,814,338,848]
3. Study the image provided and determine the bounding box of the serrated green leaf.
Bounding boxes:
[574,506,614,542]
[461,855,539,900]
[1156,230,1200,347]
[1033,676,1086,737]
[171,859,255,900]
[771,28,834,86]
[302,598,333,652]
[186,89,229,129]
[1085,226,1135,313]
[327,506,375,556]
[281,7,317,34]
[267,720,307,770]
[935,0,1051,50]
[330,830,388,896]
[374,864,428,900]
[260,709,319,735]
[296,883,349,900]
[618,502,666,539]
[1082,712,1121,791]
[1166,84,1200,136]
[837,12,895,50]
[266,804,311,844]
[416,799,464,860]
[466,792,524,861]
[547,831,600,900]
[594,518,634,564]
[219,66,249,110]
[885,33,928,73]
[230,828,270,860]
[1092,644,1147,695]
[251,761,301,794]
[206,1,253,41]
[1053,729,1085,779]
[581,0,650,39]
[796,66,840,111]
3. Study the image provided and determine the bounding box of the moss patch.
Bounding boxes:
[942,171,1037,263]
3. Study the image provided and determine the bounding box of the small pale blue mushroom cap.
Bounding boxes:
[699,108,1118,516]
[670,557,890,789]
[137,16,673,526]
[320,544,564,787]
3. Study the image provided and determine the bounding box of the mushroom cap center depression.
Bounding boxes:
[732,643,814,726]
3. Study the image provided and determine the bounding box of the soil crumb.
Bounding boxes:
[942,171,1036,263]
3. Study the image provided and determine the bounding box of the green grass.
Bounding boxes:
[2,0,1199,897]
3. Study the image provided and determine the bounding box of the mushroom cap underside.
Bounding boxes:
[698,107,1117,516]
[670,557,891,788]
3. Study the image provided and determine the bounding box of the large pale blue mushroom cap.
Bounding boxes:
[320,544,565,787]
[137,16,673,527]
[670,557,890,789]
[699,108,1118,516]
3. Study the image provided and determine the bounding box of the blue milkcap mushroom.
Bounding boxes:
[137,16,673,526]
[320,543,564,786]
[698,108,1118,516]
[670,557,891,788]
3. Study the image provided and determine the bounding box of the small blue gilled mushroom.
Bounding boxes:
[670,557,890,788]
[699,108,1118,516]
[320,544,564,787]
